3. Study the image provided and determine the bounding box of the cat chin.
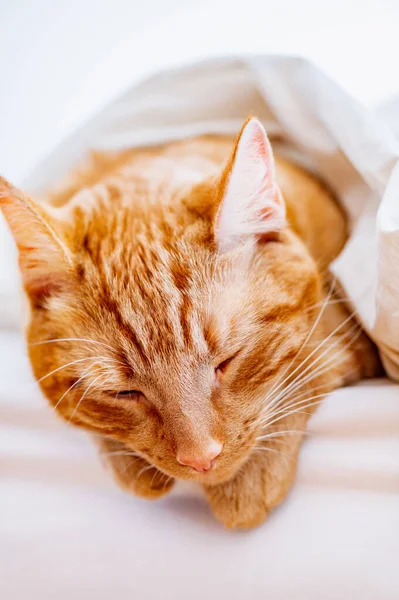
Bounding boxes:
[170,470,232,487]
[151,461,242,486]
[196,471,232,486]
[178,457,250,486]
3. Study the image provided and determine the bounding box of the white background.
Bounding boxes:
[1,0,399,183]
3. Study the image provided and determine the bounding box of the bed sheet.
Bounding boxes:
[1,331,398,600]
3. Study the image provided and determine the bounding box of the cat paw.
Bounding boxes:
[203,449,298,529]
[97,438,175,500]
[204,479,270,529]
[132,465,175,500]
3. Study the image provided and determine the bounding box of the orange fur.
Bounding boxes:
[0,118,381,529]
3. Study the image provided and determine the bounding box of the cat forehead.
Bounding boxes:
[68,246,249,370]
[101,261,223,349]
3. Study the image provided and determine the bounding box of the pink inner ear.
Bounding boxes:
[216,118,286,252]
[250,121,269,158]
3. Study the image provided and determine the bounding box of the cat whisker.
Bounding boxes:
[258,352,355,424]
[260,393,328,429]
[264,277,337,402]
[121,457,141,474]
[100,450,142,458]
[52,365,103,413]
[273,323,362,409]
[149,468,161,489]
[258,362,360,428]
[136,463,156,481]
[254,437,289,446]
[255,429,309,442]
[37,355,110,383]
[261,398,327,431]
[252,325,362,449]
[266,313,358,412]
[263,319,361,415]
[68,372,105,422]
[30,337,117,353]
[259,344,351,425]
[258,364,361,434]
[302,296,353,313]
[260,382,331,421]
[253,446,292,460]
[257,371,346,424]
[162,475,173,491]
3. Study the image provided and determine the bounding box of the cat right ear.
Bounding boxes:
[215,117,286,252]
[0,177,73,305]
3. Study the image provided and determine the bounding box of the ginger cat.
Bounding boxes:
[0,117,380,529]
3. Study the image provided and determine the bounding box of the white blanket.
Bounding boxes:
[1,331,398,599]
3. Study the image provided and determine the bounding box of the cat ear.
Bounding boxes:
[0,177,73,304]
[215,117,286,252]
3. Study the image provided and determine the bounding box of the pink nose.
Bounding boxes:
[177,440,223,472]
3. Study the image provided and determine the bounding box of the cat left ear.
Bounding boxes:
[215,117,286,252]
[0,177,73,305]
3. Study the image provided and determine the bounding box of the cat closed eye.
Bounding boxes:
[216,352,240,373]
[115,390,154,411]
[117,390,143,399]
[214,355,236,384]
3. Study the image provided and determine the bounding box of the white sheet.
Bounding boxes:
[1,331,398,599]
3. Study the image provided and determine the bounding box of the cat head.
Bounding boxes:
[0,118,321,485]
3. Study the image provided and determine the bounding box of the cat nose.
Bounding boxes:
[176,440,223,472]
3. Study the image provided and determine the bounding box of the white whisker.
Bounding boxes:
[259,347,354,424]
[30,337,117,352]
[260,393,327,429]
[259,363,360,428]
[162,475,173,491]
[101,450,141,458]
[265,310,357,413]
[263,319,360,415]
[262,397,329,431]
[37,356,108,383]
[122,457,141,474]
[256,429,309,442]
[275,323,361,407]
[68,372,105,421]
[257,372,344,425]
[149,468,161,488]
[136,463,156,481]
[303,296,352,313]
[253,446,292,460]
[52,365,103,413]
[265,278,337,404]
[256,327,363,440]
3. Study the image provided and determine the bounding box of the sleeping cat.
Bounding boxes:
[0,117,380,529]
